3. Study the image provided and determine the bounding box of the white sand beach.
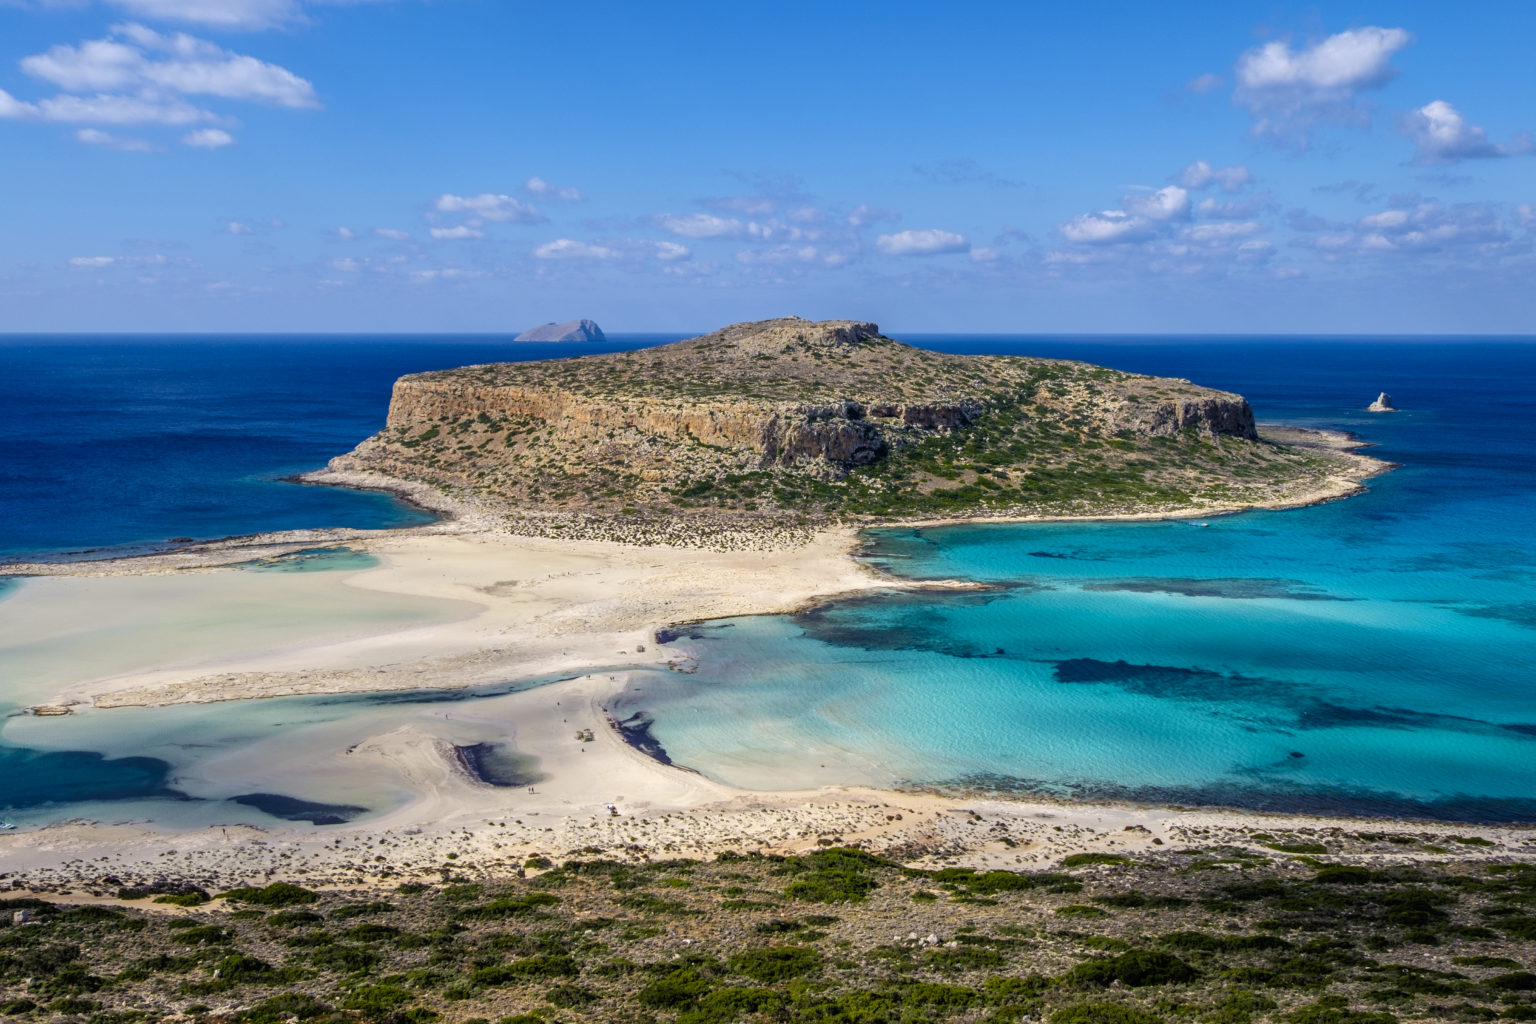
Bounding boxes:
[5,438,1525,890]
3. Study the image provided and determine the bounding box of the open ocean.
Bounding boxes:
[3,335,1535,825]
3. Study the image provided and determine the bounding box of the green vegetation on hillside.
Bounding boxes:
[5,848,1534,1023]
[328,319,1377,542]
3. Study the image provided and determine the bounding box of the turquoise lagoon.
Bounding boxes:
[613,340,1536,822]
[3,338,1535,826]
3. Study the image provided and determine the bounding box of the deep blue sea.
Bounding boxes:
[0,335,672,559]
[3,335,1535,825]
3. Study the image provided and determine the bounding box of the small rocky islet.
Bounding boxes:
[322,318,1379,545]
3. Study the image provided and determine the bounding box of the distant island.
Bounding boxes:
[318,317,1383,545]
[513,318,606,342]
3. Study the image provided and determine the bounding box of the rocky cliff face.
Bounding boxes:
[371,378,996,477]
[326,317,1300,531]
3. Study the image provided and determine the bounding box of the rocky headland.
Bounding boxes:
[315,317,1384,544]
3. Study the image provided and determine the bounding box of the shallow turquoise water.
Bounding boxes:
[615,341,1536,822]
[4,338,1533,826]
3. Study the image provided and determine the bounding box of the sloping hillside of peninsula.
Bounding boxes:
[318,318,1382,544]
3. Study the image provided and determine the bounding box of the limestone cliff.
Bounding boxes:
[326,317,1357,535]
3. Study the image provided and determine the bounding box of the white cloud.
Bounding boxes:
[182,127,232,147]
[654,241,690,261]
[875,228,969,256]
[334,226,355,240]
[1400,100,1532,164]
[533,238,618,260]
[21,24,319,108]
[226,220,252,234]
[1177,160,1252,192]
[1123,185,1190,221]
[970,247,1000,263]
[1057,210,1154,244]
[374,227,410,240]
[1296,201,1516,258]
[0,88,215,124]
[68,255,118,268]
[75,126,155,150]
[329,257,359,271]
[1234,27,1412,144]
[433,193,544,224]
[524,176,583,201]
[656,213,746,239]
[430,225,484,240]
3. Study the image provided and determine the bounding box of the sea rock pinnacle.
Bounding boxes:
[515,319,606,342]
[1367,392,1396,412]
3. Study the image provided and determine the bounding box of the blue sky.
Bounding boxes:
[1,0,1532,334]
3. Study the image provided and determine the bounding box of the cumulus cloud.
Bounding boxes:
[652,212,820,244]
[524,176,584,201]
[1058,186,1189,246]
[182,127,232,147]
[0,88,215,124]
[875,228,969,256]
[1400,100,1532,164]
[1057,210,1156,245]
[429,225,485,240]
[1295,201,1518,258]
[1234,26,1412,145]
[654,241,690,261]
[21,24,319,107]
[1,22,318,144]
[1123,186,1190,221]
[68,255,118,268]
[76,127,155,150]
[374,228,410,240]
[533,238,619,260]
[432,193,544,224]
[1178,160,1252,192]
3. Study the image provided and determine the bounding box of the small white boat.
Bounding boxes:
[0,821,16,831]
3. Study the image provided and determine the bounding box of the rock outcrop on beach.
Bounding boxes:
[1367,391,1396,412]
[323,317,1371,538]
[514,318,606,342]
